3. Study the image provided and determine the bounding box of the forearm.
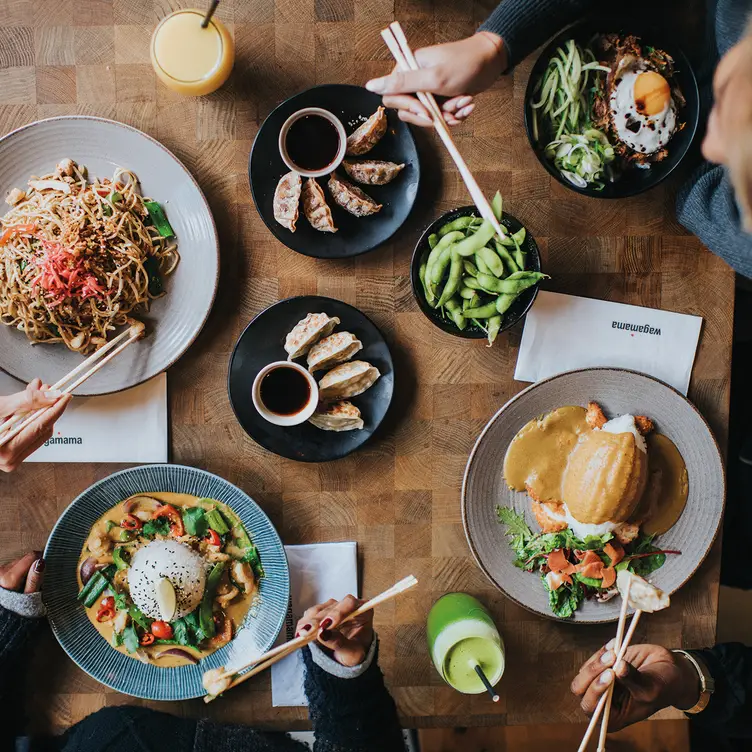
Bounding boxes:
[689,643,752,737]
[304,640,404,752]
[479,0,597,69]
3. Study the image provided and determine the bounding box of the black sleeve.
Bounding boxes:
[690,643,752,737]
[303,644,405,752]
[676,162,752,279]
[0,606,43,743]
[479,0,598,69]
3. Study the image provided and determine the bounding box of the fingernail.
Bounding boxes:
[34,558,45,573]
[605,638,616,651]
[44,390,62,399]
[456,96,472,108]
[320,629,332,641]
[601,651,614,666]
[295,632,300,638]
[301,624,311,633]
[320,618,333,630]
[365,79,384,93]
[457,104,475,118]
[415,111,432,123]
[600,670,613,685]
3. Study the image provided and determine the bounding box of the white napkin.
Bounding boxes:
[269,542,358,707]
[0,372,168,463]
[515,291,703,395]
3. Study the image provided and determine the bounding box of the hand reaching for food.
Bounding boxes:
[365,32,508,127]
[571,642,701,731]
[0,379,71,472]
[0,551,45,594]
[296,595,374,667]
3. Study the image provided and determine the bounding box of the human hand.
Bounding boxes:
[571,641,702,732]
[0,379,71,472]
[0,551,45,593]
[365,32,508,127]
[296,595,374,667]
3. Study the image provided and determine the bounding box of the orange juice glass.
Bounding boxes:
[151,9,234,96]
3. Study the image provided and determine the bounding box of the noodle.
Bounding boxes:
[0,158,179,354]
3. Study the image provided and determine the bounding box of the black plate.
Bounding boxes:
[523,20,700,199]
[249,84,420,258]
[410,206,542,339]
[228,296,394,462]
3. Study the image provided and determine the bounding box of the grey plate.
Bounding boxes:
[0,117,219,395]
[462,368,725,623]
[43,464,290,700]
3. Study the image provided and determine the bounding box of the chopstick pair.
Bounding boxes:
[203,574,419,703]
[379,22,508,240]
[0,322,143,449]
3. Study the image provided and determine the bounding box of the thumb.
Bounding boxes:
[366,67,443,95]
[614,660,659,702]
[0,387,60,417]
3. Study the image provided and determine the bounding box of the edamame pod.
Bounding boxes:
[475,246,505,278]
[428,233,439,249]
[429,246,452,286]
[512,239,525,270]
[459,286,477,299]
[461,301,499,319]
[475,254,491,275]
[463,276,498,294]
[452,220,496,257]
[419,261,436,306]
[495,293,517,315]
[426,231,464,282]
[463,292,481,310]
[492,239,520,273]
[463,260,479,277]
[438,216,475,236]
[487,314,502,346]
[444,297,466,330]
[476,271,548,294]
[436,249,463,306]
[491,191,502,221]
[512,227,526,245]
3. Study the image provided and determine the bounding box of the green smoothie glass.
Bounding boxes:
[427,593,505,694]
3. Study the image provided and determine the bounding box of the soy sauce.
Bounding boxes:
[259,366,311,416]
[286,115,340,171]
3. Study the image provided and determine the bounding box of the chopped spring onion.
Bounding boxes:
[143,200,175,238]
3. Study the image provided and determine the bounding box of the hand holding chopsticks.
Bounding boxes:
[203,575,418,702]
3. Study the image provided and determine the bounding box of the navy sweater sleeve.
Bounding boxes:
[479,0,597,68]
[303,645,404,752]
[690,644,752,737]
[676,162,752,279]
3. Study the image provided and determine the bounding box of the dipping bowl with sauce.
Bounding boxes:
[279,108,347,178]
[427,592,505,695]
[151,9,234,96]
[252,361,319,426]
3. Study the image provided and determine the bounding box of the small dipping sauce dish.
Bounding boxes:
[279,108,347,178]
[252,361,319,426]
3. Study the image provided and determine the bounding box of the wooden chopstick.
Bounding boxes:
[381,23,508,240]
[0,324,143,449]
[204,575,419,703]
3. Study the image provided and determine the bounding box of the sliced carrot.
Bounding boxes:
[547,549,570,572]
[604,542,624,566]
[601,566,617,589]
[545,571,573,591]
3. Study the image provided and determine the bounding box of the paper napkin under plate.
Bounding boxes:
[0,372,168,463]
[515,291,703,395]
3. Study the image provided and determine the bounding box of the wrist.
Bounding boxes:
[475,31,508,74]
[668,652,703,711]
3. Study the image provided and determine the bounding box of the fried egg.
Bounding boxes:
[609,69,676,155]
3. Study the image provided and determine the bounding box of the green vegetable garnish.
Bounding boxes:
[122,623,139,654]
[144,200,175,238]
[182,506,208,537]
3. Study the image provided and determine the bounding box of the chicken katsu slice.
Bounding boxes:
[586,401,607,429]
[531,500,568,533]
[634,416,654,435]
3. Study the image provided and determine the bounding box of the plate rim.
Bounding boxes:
[248,83,420,259]
[227,294,395,462]
[461,366,726,624]
[42,463,290,700]
[0,115,220,395]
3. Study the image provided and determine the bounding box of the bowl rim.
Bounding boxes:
[523,21,701,199]
[409,205,542,339]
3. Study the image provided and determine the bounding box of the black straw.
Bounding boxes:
[474,664,500,703]
[201,0,220,28]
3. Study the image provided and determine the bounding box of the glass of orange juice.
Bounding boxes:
[150,9,234,96]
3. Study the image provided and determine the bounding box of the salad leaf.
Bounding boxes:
[496,506,534,558]
[544,576,585,619]
[122,623,139,654]
[171,618,198,647]
[142,517,170,538]
[627,533,667,577]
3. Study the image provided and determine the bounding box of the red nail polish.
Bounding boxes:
[320,618,333,630]
[34,558,45,573]
[320,629,332,641]
[295,632,300,638]
[301,624,311,632]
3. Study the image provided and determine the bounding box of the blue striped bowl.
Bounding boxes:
[43,465,290,700]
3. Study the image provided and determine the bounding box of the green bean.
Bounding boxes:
[452,220,496,257]
[428,233,439,249]
[426,231,463,283]
[437,216,474,237]
[492,239,520,274]
[476,246,504,278]
[419,261,436,306]
[461,301,499,319]
[476,271,548,294]
[444,297,466,330]
[487,314,502,346]
[459,285,477,300]
[463,260,479,277]
[436,249,463,307]
[495,293,517,315]
[475,254,491,275]
[491,191,502,221]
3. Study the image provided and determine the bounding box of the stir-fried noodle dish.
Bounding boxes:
[0,158,179,354]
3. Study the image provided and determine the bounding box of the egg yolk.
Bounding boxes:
[633,71,670,116]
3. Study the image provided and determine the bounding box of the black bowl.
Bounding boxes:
[523,20,700,199]
[410,206,542,339]
[249,84,420,259]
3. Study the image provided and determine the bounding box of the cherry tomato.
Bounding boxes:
[121,514,142,531]
[151,620,174,640]
[206,529,221,547]
[139,632,156,646]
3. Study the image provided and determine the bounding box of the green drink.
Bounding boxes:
[427,593,505,694]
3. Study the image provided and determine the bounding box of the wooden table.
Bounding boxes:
[1,0,732,734]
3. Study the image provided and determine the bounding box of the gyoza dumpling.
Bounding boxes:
[302,178,337,233]
[318,360,380,400]
[306,331,363,373]
[343,160,405,185]
[309,401,364,432]
[346,106,387,156]
[284,312,341,360]
[327,174,382,217]
[273,171,301,232]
